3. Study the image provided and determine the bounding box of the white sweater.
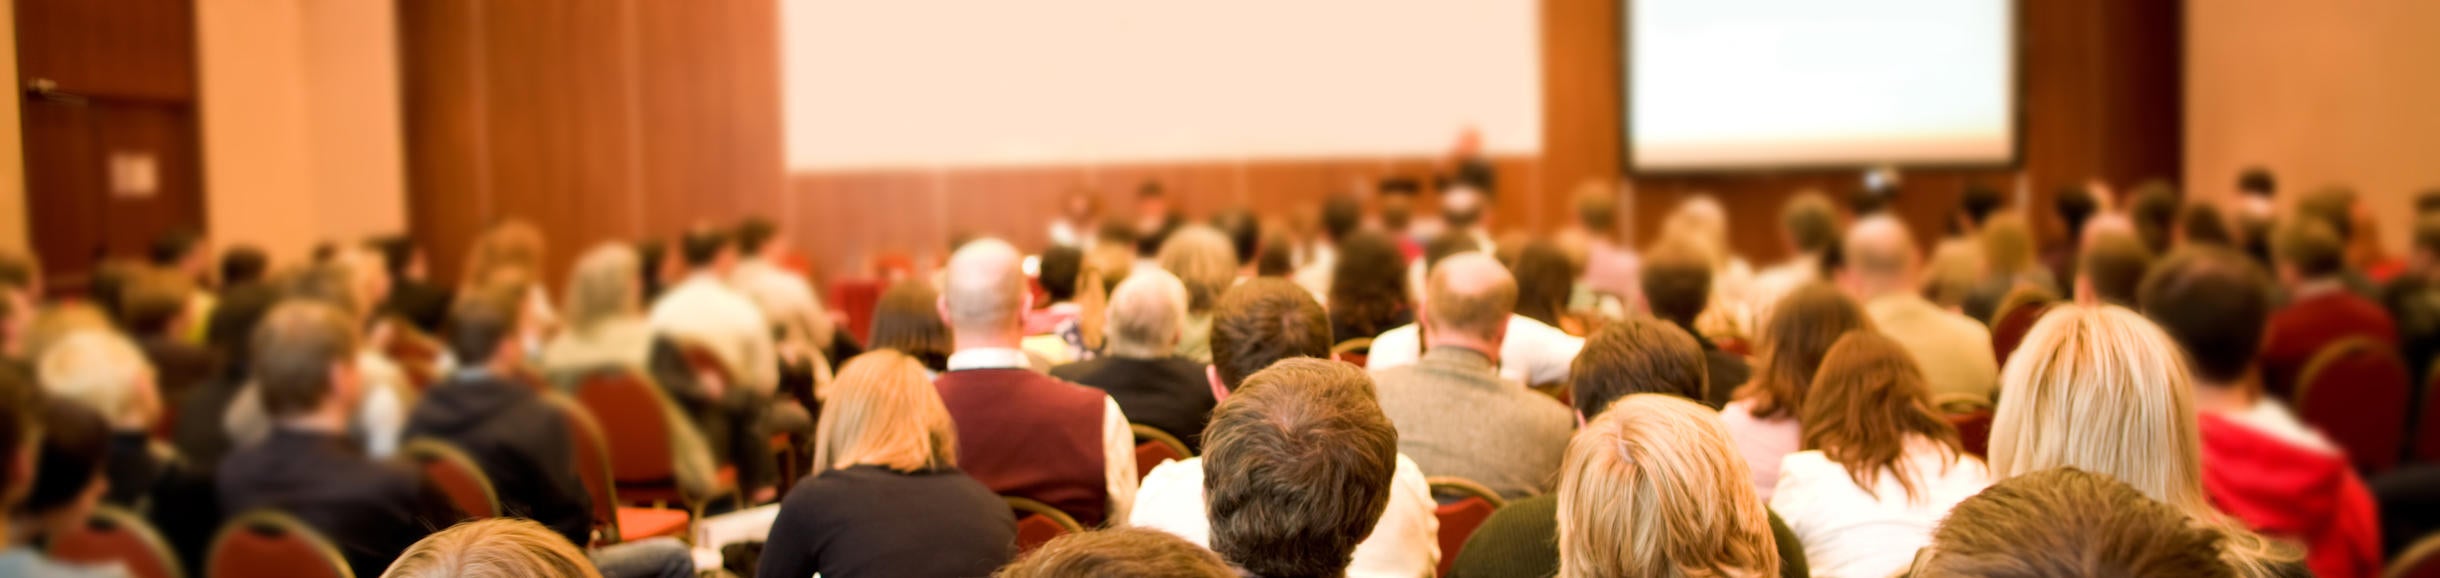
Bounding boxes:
[1769,439,1993,578]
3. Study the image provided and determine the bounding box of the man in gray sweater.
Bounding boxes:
[1372,252,1574,499]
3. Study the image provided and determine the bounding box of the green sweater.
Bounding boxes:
[1444,494,1809,578]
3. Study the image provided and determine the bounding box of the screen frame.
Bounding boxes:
[1617,0,2027,176]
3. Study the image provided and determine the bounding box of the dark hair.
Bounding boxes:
[25,398,108,517]
[1640,240,1712,328]
[2238,167,2275,198]
[635,239,668,301]
[253,302,360,418]
[2128,182,2181,254]
[679,227,731,269]
[2296,186,2359,242]
[1328,232,1410,343]
[1782,193,1842,253]
[735,217,779,255]
[2078,232,2155,306]
[220,245,270,285]
[0,369,31,497]
[1571,317,1707,414]
[1038,246,1084,302]
[1959,184,2006,229]
[1255,231,1296,277]
[121,270,194,337]
[1509,241,1575,328]
[367,235,418,278]
[446,282,525,366]
[1438,158,1498,196]
[1321,195,1364,243]
[1214,209,1261,268]
[2179,203,2234,247]
[1737,284,1872,419]
[1922,468,2235,578]
[868,281,951,372]
[2417,214,2440,257]
[996,528,1236,578]
[149,227,204,268]
[1210,279,1331,392]
[2274,218,2347,279]
[2417,189,2440,217]
[2139,247,2270,384]
[1203,359,1398,578]
[2053,186,2100,242]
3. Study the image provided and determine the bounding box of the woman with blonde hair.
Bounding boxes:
[1156,225,1236,363]
[1769,331,1991,578]
[1559,394,1779,578]
[757,350,1016,578]
[1987,305,2303,577]
[1723,283,1873,501]
[383,518,602,578]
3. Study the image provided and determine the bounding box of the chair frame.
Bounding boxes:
[2389,530,2440,578]
[400,438,502,519]
[571,365,739,510]
[545,391,701,546]
[1426,476,1508,508]
[1129,424,1193,460]
[1005,496,1086,533]
[2296,335,2412,470]
[49,504,187,578]
[1930,392,1996,415]
[1330,337,1375,356]
[206,509,357,578]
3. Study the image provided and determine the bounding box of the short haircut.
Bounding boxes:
[1574,182,1621,235]
[1424,253,1517,341]
[1559,394,1779,578]
[1203,359,1398,578]
[385,518,604,578]
[149,227,203,267]
[1105,269,1189,359]
[1920,468,2234,578]
[121,269,195,337]
[1213,209,1261,267]
[1959,184,2006,227]
[2078,231,2156,306]
[1781,191,1841,253]
[2139,247,2271,383]
[2128,181,2182,253]
[2053,186,2100,241]
[252,301,361,418]
[1570,317,1707,413]
[445,282,525,366]
[1421,232,1481,273]
[2180,202,2235,247]
[734,216,778,255]
[2237,167,2275,198]
[1639,239,1712,328]
[1037,246,1084,302]
[1209,279,1331,392]
[367,234,418,277]
[2273,217,2347,279]
[221,244,270,285]
[813,350,958,473]
[1320,194,1364,242]
[39,331,157,426]
[996,528,1236,578]
[27,398,110,517]
[1801,331,1963,502]
[678,227,731,268]
[2295,186,2358,242]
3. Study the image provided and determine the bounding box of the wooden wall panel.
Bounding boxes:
[397,0,486,287]
[15,0,196,101]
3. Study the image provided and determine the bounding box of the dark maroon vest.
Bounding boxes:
[933,368,1111,525]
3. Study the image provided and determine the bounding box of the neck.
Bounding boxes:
[952,328,1023,351]
[277,406,350,433]
[1427,332,1501,364]
[2191,373,2263,415]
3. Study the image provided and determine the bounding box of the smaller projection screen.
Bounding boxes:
[1626,0,2016,172]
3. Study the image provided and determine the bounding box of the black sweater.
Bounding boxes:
[403,370,592,546]
[756,465,1016,578]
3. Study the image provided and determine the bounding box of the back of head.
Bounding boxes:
[1977,212,2037,276]
[1640,239,1714,328]
[1920,468,2234,578]
[2077,230,2156,306]
[678,226,732,270]
[564,244,640,333]
[1780,191,1842,254]
[814,350,956,473]
[27,398,108,518]
[38,331,156,427]
[464,220,547,286]
[1105,270,1188,359]
[367,234,419,279]
[1321,194,1364,243]
[1328,231,1410,339]
[1842,215,1920,294]
[2419,189,2440,217]
[381,518,604,578]
[1157,226,1237,314]
[1743,284,1873,419]
[1559,394,1777,578]
[1800,331,1961,502]
[734,217,779,256]
[1203,359,1398,578]
[868,281,950,369]
[284,258,366,318]
[1212,209,1261,268]
[1958,184,2006,229]
[2128,181,2182,254]
[149,228,204,268]
[221,244,270,286]
[1424,253,1517,342]
[1574,182,1621,238]
[2053,186,2100,240]
[944,239,1028,336]
[996,527,1236,578]
[1210,279,1331,392]
[121,269,196,338]
[2180,203,2235,247]
[2294,186,2358,242]
[1990,305,2207,514]
[254,301,361,418]
[1038,246,1084,303]
[2273,217,2347,280]
[2417,213,2440,259]
[447,282,526,367]
[1570,317,1707,414]
[1509,241,1576,328]
[2237,168,2275,200]
[2138,247,2270,384]
[1421,232,1483,273]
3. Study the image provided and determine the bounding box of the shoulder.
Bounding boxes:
[1048,358,1108,381]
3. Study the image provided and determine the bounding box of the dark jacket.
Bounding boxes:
[381,279,455,334]
[137,336,218,413]
[217,428,462,578]
[109,432,221,570]
[755,465,1016,578]
[170,373,249,471]
[1050,356,1217,452]
[403,369,594,547]
[1691,331,1755,410]
[1445,494,1808,578]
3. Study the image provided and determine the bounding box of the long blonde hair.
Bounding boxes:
[811,350,958,473]
[1987,305,2297,576]
[1558,394,1779,578]
[381,518,601,578]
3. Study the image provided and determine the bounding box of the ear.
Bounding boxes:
[1206,365,1228,402]
[936,295,952,325]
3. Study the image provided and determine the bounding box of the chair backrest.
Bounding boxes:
[2390,530,2440,578]
[1129,424,1191,480]
[572,368,683,483]
[401,438,501,519]
[2419,364,2440,464]
[1006,496,1084,555]
[2296,336,2412,473]
[543,392,625,546]
[384,325,446,392]
[1989,298,2055,367]
[671,338,736,388]
[49,505,185,578]
[1427,477,1506,578]
[207,510,355,578]
[1945,410,1996,458]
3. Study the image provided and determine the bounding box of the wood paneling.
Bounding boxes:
[14,0,202,290]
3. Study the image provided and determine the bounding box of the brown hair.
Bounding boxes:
[2273,217,2346,279]
[1328,231,1411,341]
[120,269,194,337]
[1800,331,1966,503]
[1641,239,1714,328]
[868,281,951,371]
[996,528,1235,578]
[1918,468,2234,578]
[1510,241,1578,328]
[461,219,547,289]
[253,301,361,419]
[382,518,603,578]
[1203,359,1398,578]
[445,282,525,367]
[1570,317,1707,414]
[1209,279,1332,392]
[1781,191,1842,254]
[1735,284,1872,419]
[2079,230,2156,306]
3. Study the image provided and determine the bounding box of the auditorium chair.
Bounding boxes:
[206,510,354,578]
[1427,477,1507,578]
[2296,337,2412,473]
[543,393,691,546]
[571,366,739,512]
[827,278,886,344]
[1933,393,1997,458]
[49,505,184,578]
[1006,496,1085,555]
[400,438,501,519]
[2393,531,2440,578]
[1331,337,1373,367]
[1987,294,2055,367]
[1130,424,1192,481]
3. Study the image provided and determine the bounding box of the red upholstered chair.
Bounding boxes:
[1007,497,1085,555]
[1428,477,1508,578]
[1935,393,1998,458]
[2419,364,2440,464]
[1332,338,1374,368]
[206,510,354,578]
[543,393,691,546]
[1988,297,2055,368]
[1130,424,1191,481]
[2296,337,2412,473]
[2395,531,2440,578]
[49,506,185,578]
[1715,336,1753,358]
[572,366,736,511]
[401,438,501,519]
[828,278,885,344]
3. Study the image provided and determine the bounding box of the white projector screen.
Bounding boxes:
[1627,0,2015,172]
[781,0,1542,172]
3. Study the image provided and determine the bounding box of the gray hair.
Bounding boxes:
[1105,269,1188,359]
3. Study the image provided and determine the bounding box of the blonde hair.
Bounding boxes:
[812,350,958,473]
[1156,226,1237,314]
[381,518,601,578]
[38,330,159,427]
[562,244,640,334]
[1987,305,2297,576]
[1558,394,1779,578]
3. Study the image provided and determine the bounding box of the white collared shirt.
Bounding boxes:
[946,347,1140,523]
[1363,315,1586,386]
[730,258,835,345]
[648,274,779,392]
[1130,455,1439,578]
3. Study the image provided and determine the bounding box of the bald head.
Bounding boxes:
[1842,215,1920,296]
[941,239,1028,339]
[1424,253,1516,344]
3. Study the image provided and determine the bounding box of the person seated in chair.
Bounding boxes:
[1202,359,1401,578]
[2259,219,2400,399]
[1372,253,1573,500]
[38,330,221,567]
[1050,270,1217,452]
[8,399,131,578]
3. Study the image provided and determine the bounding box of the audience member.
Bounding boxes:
[120,271,214,411]
[1771,331,1992,578]
[1050,270,1214,452]
[867,281,951,372]
[932,239,1136,526]
[1961,212,2059,322]
[1643,240,1751,407]
[2141,247,2381,578]
[1507,241,1578,331]
[758,350,1016,578]
[1028,246,1086,336]
[1752,191,1843,328]
[1924,184,2007,309]
[1377,178,1423,253]
[2181,201,2238,248]
[1564,181,1640,319]
[403,287,596,552]
[459,220,547,292]
[1132,183,1184,257]
[1204,359,1400,578]
[2295,187,2389,297]
[41,328,221,567]
[1987,304,2304,577]
[731,217,837,351]
[1156,225,1236,364]
[2076,227,2155,306]
[1293,194,1366,302]
[370,235,453,333]
[1374,253,1572,499]
[1366,243,1585,388]
[1326,231,1413,349]
[1661,196,1757,342]
[174,275,274,471]
[2259,218,2400,399]
[218,302,461,578]
[649,226,780,396]
[2127,180,2181,254]
[147,228,216,343]
[1557,395,1781,578]
[1913,468,2237,578]
[1725,283,1874,501]
[539,244,718,498]
[2385,213,2440,383]
[2043,185,2102,284]
[1131,279,1438,578]
[996,527,1235,578]
[225,256,415,458]
[7,399,130,578]
[1047,190,1104,249]
[1841,215,1999,400]
[205,244,275,359]
[382,518,603,578]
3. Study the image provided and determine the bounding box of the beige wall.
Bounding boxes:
[196,0,404,264]
[2187,0,2440,252]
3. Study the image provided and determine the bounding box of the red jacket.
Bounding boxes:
[2260,290,2398,400]
[2199,412,2382,578]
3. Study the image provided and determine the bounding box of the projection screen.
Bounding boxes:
[1626,0,2016,172]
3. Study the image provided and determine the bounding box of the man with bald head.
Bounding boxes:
[1372,253,1573,499]
[1840,215,1999,400]
[932,239,1138,526]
